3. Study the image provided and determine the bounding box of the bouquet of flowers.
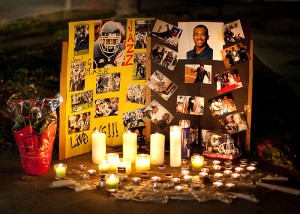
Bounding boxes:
[2,88,63,175]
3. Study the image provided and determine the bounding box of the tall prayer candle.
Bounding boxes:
[150,133,165,165]
[170,125,181,167]
[123,131,137,163]
[92,131,106,164]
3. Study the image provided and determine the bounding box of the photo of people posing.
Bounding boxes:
[126,84,146,105]
[69,61,86,92]
[68,112,91,134]
[74,25,89,55]
[176,95,205,115]
[96,72,120,94]
[144,100,174,130]
[71,90,93,112]
[151,43,178,71]
[94,97,119,118]
[219,111,248,135]
[208,93,237,117]
[223,19,245,44]
[214,69,243,94]
[122,108,146,130]
[221,42,251,69]
[151,19,183,47]
[93,19,126,68]
[135,20,151,49]
[133,52,147,80]
[184,64,212,84]
[178,21,224,60]
[146,70,178,101]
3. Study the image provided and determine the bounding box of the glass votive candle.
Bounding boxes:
[171,177,181,184]
[223,169,232,177]
[105,173,119,192]
[191,155,204,171]
[98,159,110,175]
[213,181,223,188]
[54,163,67,179]
[183,175,193,183]
[235,167,244,173]
[132,177,141,185]
[106,153,120,171]
[135,154,150,171]
[116,158,131,180]
[212,160,221,165]
[214,172,223,179]
[231,173,241,179]
[213,165,221,171]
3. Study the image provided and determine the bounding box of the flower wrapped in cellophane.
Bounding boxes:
[2,90,63,175]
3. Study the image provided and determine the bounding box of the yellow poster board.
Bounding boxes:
[60,18,153,160]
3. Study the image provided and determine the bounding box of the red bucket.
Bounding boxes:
[13,121,57,175]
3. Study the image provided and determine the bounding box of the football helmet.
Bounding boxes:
[99,21,122,55]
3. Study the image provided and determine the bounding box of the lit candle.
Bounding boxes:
[191,155,204,171]
[106,153,120,171]
[92,131,106,164]
[235,167,244,173]
[231,173,241,179]
[226,182,235,189]
[213,165,221,171]
[223,169,232,177]
[247,166,256,172]
[87,169,96,176]
[181,169,190,176]
[213,181,223,188]
[201,167,209,173]
[135,154,150,171]
[117,158,131,179]
[171,177,181,184]
[212,160,221,165]
[214,172,223,179]
[132,177,141,185]
[105,174,119,192]
[169,125,181,167]
[98,159,110,175]
[150,133,165,165]
[175,185,184,192]
[183,175,192,183]
[123,131,137,163]
[54,163,67,179]
[151,176,161,182]
[199,172,208,178]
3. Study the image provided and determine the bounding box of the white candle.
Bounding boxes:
[92,131,106,164]
[135,154,150,171]
[106,153,120,171]
[150,133,165,165]
[105,174,119,192]
[169,125,181,167]
[123,131,137,163]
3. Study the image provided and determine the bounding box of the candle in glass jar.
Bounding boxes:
[98,159,110,174]
[105,174,119,192]
[106,153,120,171]
[150,133,165,165]
[123,131,137,163]
[92,131,106,164]
[191,155,204,171]
[54,163,67,179]
[135,154,150,171]
[117,158,131,176]
[169,125,181,167]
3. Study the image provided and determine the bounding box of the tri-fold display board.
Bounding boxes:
[59,18,253,160]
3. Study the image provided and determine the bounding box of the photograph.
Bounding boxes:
[178,21,224,60]
[146,70,178,101]
[93,19,127,68]
[184,64,212,84]
[133,52,147,80]
[176,95,205,115]
[95,97,119,118]
[68,112,91,134]
[214,69,243,94]
[69,61,86,92]
[223,19,245,44]
[208,93,237,117]
[219,111,248,135]
[74,24,89,55]
[221,42,251,69]
[122,108,146,129]
[151,19,183,47]
[151,43,178,71]
[134,20,151,49]
[71,90,93,112]
[126,84,146,105]
[144,100,174,130]
[96,72,121,94]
